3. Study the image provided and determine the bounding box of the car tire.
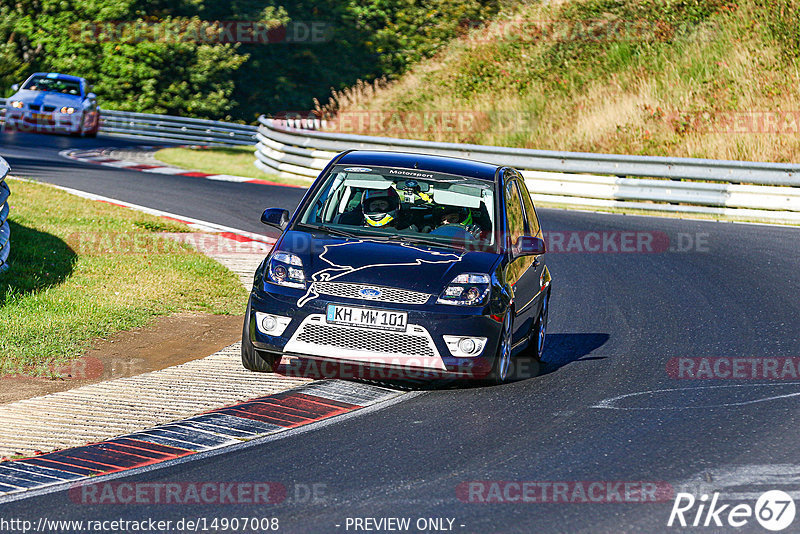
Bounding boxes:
[84,114,99,138]
[488,311,513,384]
[530,289,550,361]
[241,300,278,372]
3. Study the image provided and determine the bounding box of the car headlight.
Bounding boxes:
[10,101,23,109]
[437,273,491,306]
[266,251,305,289]
[60,107,76,114]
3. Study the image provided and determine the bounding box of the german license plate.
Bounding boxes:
[326,304,407,332]
[31,113,51,121]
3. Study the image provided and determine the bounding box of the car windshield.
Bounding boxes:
[22,76,82,96]
[299,165,497,251]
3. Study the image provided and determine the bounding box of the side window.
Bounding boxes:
[504,179,526,248]
[518,180,541,237]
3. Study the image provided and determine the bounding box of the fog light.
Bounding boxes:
[261,315,278,332]
[443,335,487,357]
[458,338,477,354]
[254,312,292,336]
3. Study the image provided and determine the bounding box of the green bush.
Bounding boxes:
[0,0,502,121]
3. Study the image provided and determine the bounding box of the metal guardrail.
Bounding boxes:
[255,116,800,222]
[0,156,11,273]
[0,98,256,146]
[99,109,257,146]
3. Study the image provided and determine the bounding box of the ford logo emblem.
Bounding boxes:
[359,287,382,299]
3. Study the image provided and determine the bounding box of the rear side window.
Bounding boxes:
[518,179,541,237]
[504,179,526,248]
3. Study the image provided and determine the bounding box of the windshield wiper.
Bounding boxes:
[387,233,465,250]
[298,223,360,239]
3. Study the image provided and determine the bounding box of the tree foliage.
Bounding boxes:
[0,0,501,121]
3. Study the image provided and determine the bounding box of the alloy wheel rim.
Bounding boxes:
[537,296,548,355]
[498,314,512,381]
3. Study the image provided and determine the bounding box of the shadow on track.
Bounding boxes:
[284,332,612,392]
[539,332,610,376]
[0,221,77,305]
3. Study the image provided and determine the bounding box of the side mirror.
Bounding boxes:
[86,92,97,100]
[10,84,19,92]
[261,208,290,230]
[514,236,546,257]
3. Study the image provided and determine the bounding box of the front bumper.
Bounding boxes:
[5,111,82,133]
[248,281,504,379]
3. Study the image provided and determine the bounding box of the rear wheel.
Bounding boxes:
[241,301,278,372]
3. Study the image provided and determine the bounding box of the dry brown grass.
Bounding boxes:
[324,0,800,163]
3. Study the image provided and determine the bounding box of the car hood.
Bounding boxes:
[279,230,500,295]
[9,90,83,108]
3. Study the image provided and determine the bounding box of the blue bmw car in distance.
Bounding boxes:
[243,150,551,384]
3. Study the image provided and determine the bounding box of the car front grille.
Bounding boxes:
[29,105,40,111]
[296,323,435,357]
[311,281,430,305]
[43,105,55,112]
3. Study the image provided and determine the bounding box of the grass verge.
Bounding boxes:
[0,178,248,377]
[153,146,311,187]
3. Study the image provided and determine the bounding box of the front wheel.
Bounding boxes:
[530,290,550,361]
[241,301,278,372]
[488,311,513,384]
[84,113,99,137]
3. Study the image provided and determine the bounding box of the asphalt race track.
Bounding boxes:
[0,131,304,238]
[2,130,800,533]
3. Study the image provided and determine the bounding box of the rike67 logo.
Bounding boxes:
[668,490,796,531]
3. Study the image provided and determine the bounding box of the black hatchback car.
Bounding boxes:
[242,150,551,384]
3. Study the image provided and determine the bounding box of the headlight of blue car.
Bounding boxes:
[437,273,491,306]
[267,251,305,288]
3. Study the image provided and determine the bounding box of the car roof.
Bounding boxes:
[28,72,85,83]
[336,150,502,181]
